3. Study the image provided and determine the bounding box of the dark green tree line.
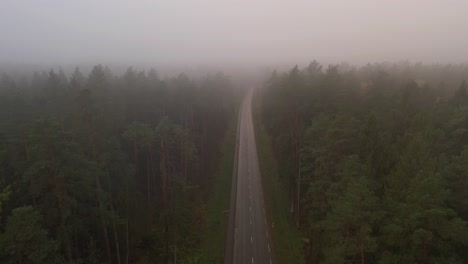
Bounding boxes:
[258,62,468,263]
[0,66,238,263]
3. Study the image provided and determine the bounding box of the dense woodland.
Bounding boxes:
[0,66,237,263]
[1,61,467,264]
[258,62,468,263]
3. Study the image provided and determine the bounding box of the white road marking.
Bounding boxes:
[234,93,276,263]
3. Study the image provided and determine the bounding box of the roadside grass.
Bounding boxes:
[200,121,236,263]
[253,96,304,264]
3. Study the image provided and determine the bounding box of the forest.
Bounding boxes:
[257,62,468,263]
[1,61,467,264]
[0,65,238,263]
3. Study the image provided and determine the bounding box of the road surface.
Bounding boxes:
[225,89,274,264]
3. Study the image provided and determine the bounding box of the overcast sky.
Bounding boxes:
[1,0,467,68]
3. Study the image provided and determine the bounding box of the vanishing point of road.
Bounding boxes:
[225,89,274,264]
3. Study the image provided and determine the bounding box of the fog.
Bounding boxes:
[1,0,468,68]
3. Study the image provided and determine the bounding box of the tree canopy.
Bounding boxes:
[0,66,239,263]
[258,62,468,263]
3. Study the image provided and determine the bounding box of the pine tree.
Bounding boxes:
[0,206,64,264]
[323,156,379,264]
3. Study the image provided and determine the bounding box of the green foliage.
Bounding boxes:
[444,147,468,220]
[0,186,11,225]
[253,99,304,264]
[259,62,468,263]
[323,156,379,263]
[0,206,64,264]
[200,116,236,263]
[0,66,237,263]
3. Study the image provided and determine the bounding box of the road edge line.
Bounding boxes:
[224,93,244,264]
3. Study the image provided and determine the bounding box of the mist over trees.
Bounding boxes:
[258,61,468,263]
[0,65,238,263]
[1,60,467,264]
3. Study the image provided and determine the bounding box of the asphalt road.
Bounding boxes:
[225,89,274,264]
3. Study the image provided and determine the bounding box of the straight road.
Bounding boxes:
[225,89,274,264]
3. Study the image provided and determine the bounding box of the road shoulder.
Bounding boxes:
[252,91,304,264]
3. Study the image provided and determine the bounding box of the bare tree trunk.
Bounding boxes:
[160,133,170,263]
[174,244,177,264]
[160,137,169,207]
[17,251,23,264]
[147,150,151,208]
[184,112,189,188]
[96,175,112,263]
[360,239,365,264]
[294,113,299,226]
[106,168,121,264]
[180,131,186,189]
[125,177,130,264]
[164,218,169,263]
[290,189,295,214]
[294,112,303,227]
[111,212,121,264]
[422,240,428,264]
[133,142,138,176]
[296,150,301,227]
[202,119,207,185]
[150,146,156,210]
[24,141,30,161]
[125,221,129,264]
[89,125,112,264]
[50,165,73,263]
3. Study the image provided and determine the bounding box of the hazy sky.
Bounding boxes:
[1,0,467,67]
